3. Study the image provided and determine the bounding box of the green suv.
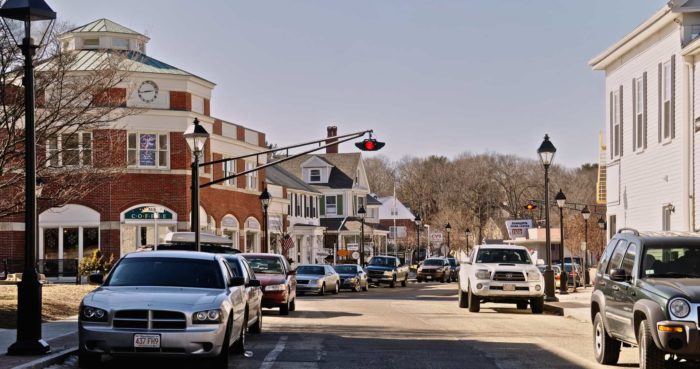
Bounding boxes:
[591,228,700,368]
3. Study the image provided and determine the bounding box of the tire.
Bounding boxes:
[530,297,544,314]
[279,300,290,315]
[212,317,232,368]
[332,282,339,294]
[78,351,100,369]
[289,298,296,312]
[516,302,528,310]
[231,313,246,355]
[639,320,666,369]
[249,306,262,334]
[593,312,621,365]
[362,281,369,292]
[389,277,396,288]
[401,277,407,287]
[458,288,468,308]
[417,277,423,283]
[468,283,480,313]
[441,275,446,283]
[318,283,326,296]
[353,283,361,292]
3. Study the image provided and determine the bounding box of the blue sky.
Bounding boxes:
[52,0,667,167]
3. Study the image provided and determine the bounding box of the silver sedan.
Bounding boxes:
[295,264,340,295]
[78,251,247,369]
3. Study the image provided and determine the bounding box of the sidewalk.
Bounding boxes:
[0,318,78,369]
[543,287,592,323]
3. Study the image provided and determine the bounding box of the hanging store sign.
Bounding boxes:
[505,219,532,239]
[124,206,173,221]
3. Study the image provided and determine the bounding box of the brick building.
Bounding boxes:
[0,19,268,263]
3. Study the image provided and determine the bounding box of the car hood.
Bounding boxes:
[83,286,223,310]
[366,265,393,272]
[296,274,325,280]
[474,263,538,273]
[420,266,444,270]
[643,279,700,301]
[337,273,359,278]
[255,274,288,286]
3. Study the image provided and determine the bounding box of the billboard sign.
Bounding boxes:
[505,219,533,239]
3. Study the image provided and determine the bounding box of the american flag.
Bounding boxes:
[282,235,295,255]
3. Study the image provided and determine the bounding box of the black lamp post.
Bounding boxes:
[445,223,451,256]
[414,214,422,263]
[581,205,591,287]
[2,0,56,356]
[260,188,271,253]
[465,228,471,254]
[184,118,209,252]
[358,206,366,267]
[537,134,557,302]
[555,189,569,295]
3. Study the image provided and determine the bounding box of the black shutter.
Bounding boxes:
[671,54,676,139]
[632,78,637,152]
[619,85,624,156]
[643,71,648,149]
[610,91,614,159]
[658,63,662,143]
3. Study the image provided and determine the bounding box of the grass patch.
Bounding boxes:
[0,284,96,329]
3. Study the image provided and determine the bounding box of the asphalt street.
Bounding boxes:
[53,282,643,369]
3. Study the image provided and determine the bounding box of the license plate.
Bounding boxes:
[426,276,432,280]
[134,334,160,348]
[503,284,516,291]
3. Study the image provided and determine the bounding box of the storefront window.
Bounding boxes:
[63,228,79,260]
[44,228,59,259]
[83,227,99,258]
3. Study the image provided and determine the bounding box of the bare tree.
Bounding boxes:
[363,155,395,196]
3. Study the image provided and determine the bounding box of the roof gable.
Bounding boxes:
[278,153,363,189]
[301,156,334,168]
[67,19,144,37]
[266,166,321,194]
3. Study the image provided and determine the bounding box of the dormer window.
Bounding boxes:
[310,169,321,182]
[112,38,129,49]
[83,38,99,48]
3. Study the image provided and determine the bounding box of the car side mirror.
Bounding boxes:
[247,279,261,287]
[609,268,629,282]
[230,276,246,287]
[88,273,103,285]
[288,269,297,276]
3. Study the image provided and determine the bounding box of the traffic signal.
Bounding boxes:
[355,138,385,151]
[524,202,537,212]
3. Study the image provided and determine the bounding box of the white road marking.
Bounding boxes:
[259,335,288,369]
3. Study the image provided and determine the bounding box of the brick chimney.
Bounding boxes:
[326,126,338,154]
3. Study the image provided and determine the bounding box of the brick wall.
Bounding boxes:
[169,91,192,111]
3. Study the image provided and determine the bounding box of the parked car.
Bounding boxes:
[333,264,369,292]
[447,257,459,282]
[537,264,562,289]
[295,264,340,295]
[366,255,410,288]
[591,228,700,368]
[458,244,545,314]
[241,253,296,315]
[417,258,451,283]
[78,251,247,369]
[223,255,263,333]
[563,263,584,287]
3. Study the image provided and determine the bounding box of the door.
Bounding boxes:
[614,243,638,341]
[603,239,629,338]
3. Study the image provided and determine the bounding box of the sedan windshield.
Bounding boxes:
[642,245,700,278]
[334,265,358,274]
[244,257,284,274]
[475,249,532,264]
[106,258,223,289]
[369,257,394,266]
[448,258,457,267]
[423,259,445,266]
[296,266,325,275]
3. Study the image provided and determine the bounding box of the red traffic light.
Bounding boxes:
[524,202,537,211]
[355,138,385,151]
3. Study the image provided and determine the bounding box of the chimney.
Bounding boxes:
[326,126,338,154]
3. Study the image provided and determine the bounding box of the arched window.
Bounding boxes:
[120,204,177,255]
[39,204,100,261]
[244,217,261,253]
[221,214,240,249]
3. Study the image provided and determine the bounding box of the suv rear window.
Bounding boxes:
[475,249,532,264]
[641,244,700,278]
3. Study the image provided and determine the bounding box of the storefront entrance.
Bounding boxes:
[120,204,177,255]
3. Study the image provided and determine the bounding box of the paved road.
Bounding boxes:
[53,282,642,369]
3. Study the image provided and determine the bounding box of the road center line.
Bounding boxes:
[259,335,288,369]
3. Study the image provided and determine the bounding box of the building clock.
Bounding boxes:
[137,80,159,103]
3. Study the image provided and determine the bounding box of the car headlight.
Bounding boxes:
[527,270,542,281]
[193,309,222,324]
[266,284,287,291]
[417,268,423,272]
[384,271,393,276]
[669,298,691,319]
[81,306,107,322]
[475,270,491,280]
[348,277,358,283]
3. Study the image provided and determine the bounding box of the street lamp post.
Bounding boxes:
[445,223,451,256]
[581,206,591,288]
[259,188,271,253]
[414,214,422,263]
[537,134,558,302]
[555,189,569,295]
[184,118,210,252]
[2,0,56,355]
[358,206,366,267]
[465,228,471,255]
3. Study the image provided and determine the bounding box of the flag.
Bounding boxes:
[282,235,295,256]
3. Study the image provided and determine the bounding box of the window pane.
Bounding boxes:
[158,150,168,167]
[128,133,137,149]
[139,134,156,166]
[621,244,637,276]
[83,227,99,258]
[63,227,79,259]
[83,149,92,166]
[82,133,92,149]
[159,134,168,150]
[44,228,59,259]
[128,150,137,166]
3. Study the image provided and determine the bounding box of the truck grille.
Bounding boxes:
[113,310,186,330]
[297,280,309,284]
[368,271,385,278]
[492,272,525,282]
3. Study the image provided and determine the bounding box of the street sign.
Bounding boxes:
[429,233,443,242]
[505,219,533,239]
[347,244,359,251]
[337,249,349,257]
[352,251,360,260]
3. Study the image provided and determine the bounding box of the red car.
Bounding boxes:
[240,254,297,315]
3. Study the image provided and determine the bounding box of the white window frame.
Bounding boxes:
[246,162,258,190]
[111,38,129,49]
[46,132,93,167]
[635,77,644,150]
[612,90,620,158]
[326,196,337,216]
[222,159,236,186]
[662,61,672,141]
[309,169,321,182]
[127,132,169,169]
[83,38,99,49]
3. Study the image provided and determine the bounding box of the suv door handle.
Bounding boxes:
[611,285,620,291]
[599,281,606,287]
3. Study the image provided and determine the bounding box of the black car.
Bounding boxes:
[333,264,369,292]
[365,256,410,288]
[591,228,700,368]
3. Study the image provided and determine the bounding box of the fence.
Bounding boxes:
[1,258,80,284]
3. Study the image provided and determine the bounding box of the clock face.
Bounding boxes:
[137,80,159,103]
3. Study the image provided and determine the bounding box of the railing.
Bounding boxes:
[1,258,81,284]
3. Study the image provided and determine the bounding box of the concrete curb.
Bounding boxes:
[543,302,564,316]
[11,347,76,369]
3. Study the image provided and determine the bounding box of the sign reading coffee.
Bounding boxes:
[124,206,174,220]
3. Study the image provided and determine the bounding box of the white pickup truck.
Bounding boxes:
[458,244,545,314]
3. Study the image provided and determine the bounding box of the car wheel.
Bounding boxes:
[353,283,361,292]
[468,283,480,313]
[639,320,665,369]
[389,276,396,288]
[362,281,369,292]
[516,302,528,310]
[249,306,262,334]
[458,288,468,309]
[593,312,621,365]
[232,313,246,355]
[279,300,290,315]
[212,316,232,368]
[401,276,407,287]
[417,277,422,283]
[78,350,101,369]
[318,283,326,296]
[530,297,544,314]
[332,282,339,294]
[289,298,296,311]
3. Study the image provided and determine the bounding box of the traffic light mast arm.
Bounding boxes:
[199,129,372,189]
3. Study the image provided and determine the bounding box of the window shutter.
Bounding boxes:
[337,195,344,215]
[619,85,624,156]
[320,196,326,216]
[671,54,676,139]
[658,63,662,143]
[609,91,614,159]
[643,71,648,149]
[632,78,636,152]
